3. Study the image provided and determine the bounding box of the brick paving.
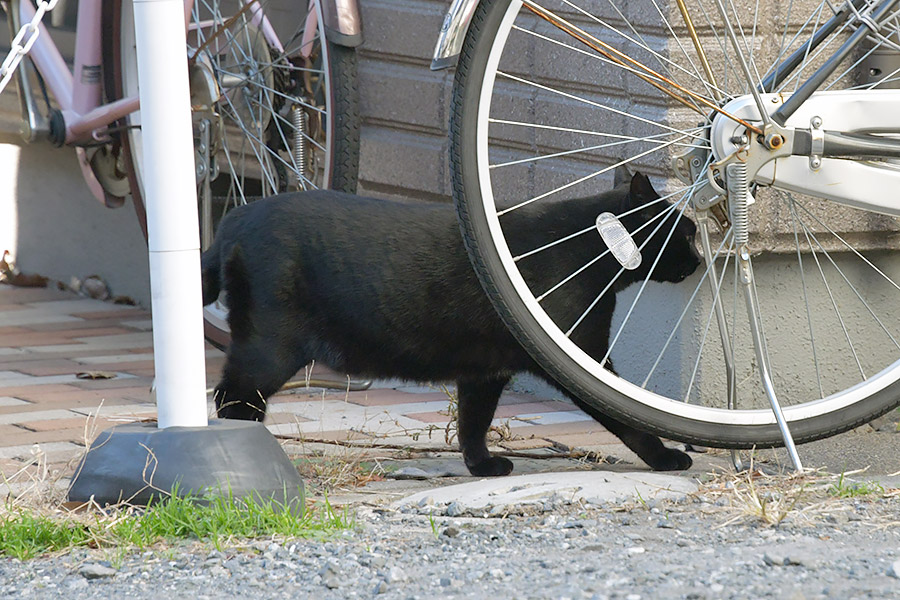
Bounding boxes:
[0,284,624,492]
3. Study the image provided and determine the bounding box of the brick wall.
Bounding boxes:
[356,0,453,202]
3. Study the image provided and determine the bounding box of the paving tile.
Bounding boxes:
[72,348,223,366]
[23,332,154,353]
[267,425,375,442]
[0,331,81,347]
[497,391,563,405]
[343,388,449,407]
[72,375,154,390]
[0,326,29,335]
[0,372,136,388]
[17,416,117,433]
[0,308,83,328]
[404,411,452,424]
[0,397,29,407]
[4,359,96,377]
[505,411,593,427]
[0,287,73,303]
[0,409,81,425]
[29,299,137,314]
[1,425,92,446]
[26,318,148,332]
[0,441,84,460]
[493,401,575,418]
[68,404,157,418]
[72,309,151,320]
[547,431,621,449]
[498,438,556,450]
[518,421,610,438]
[0,383,81,398]
[2,385,152,406]
[264,412,313,425]
[0,423,26,441]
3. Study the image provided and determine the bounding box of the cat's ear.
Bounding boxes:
[614,164,632,188]
[629,171,659,201]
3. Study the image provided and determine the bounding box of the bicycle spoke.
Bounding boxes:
[491,131,694,169]
[564,194,689,339]
[786,195,824,399]
[600,193,692,360]
[792,206,900,352]
[644,228,734,389]
[519,0,763,132]
[683,234,736,402]
[533,193,687,300]
[795,212,867,380]
[494,134,691,216]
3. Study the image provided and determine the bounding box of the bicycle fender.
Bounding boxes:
[322,0,363,48]
[431,0,481,70]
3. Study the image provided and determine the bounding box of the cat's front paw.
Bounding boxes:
[647,447,692,471]
[466,456,514,477]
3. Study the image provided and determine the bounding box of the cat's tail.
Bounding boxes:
[200,237,222,306]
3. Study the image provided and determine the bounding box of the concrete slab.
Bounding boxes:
[393,471,698,512]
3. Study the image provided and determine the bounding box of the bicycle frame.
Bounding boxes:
[5,0,360,203]
[433,0,900,218]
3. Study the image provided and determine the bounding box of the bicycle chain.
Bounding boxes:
[0,0,59,96]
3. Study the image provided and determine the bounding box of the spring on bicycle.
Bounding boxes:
[726,163,750,245]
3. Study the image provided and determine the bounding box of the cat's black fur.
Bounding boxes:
[201,171,701,476]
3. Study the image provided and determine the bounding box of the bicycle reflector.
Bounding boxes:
[596,212,642,270]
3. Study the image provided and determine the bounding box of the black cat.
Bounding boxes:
[201,171,701,476]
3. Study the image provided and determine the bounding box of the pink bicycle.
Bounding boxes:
[2,0,362,346]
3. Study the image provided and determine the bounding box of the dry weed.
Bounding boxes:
[699,460,897,528]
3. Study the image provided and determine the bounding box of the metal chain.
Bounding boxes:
[0,0,59,96]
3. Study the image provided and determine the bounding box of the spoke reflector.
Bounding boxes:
[596,212,642,270]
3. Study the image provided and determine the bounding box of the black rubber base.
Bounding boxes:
[67,419,303,509]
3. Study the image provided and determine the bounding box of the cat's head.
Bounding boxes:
[611,167,701,287]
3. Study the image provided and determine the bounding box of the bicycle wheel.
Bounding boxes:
[108,0,359,347]
[452,0,900,447]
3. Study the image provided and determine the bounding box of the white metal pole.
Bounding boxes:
[133,0,208,428]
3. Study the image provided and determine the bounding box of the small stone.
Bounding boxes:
[393,467,433,480]
[439,577,452,587]
[387,566,408,583]
[79,564,117,579]
[626,547,646,555]
[657,518,675,529]
[446,502,464,517]
[888,560,900,579]
[764,552,786,566]
[81,275,110,300]
[488,568,505,580]
[374,580,389,594]
[442,526,461,538]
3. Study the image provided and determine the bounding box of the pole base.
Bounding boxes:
[67,419,303,508]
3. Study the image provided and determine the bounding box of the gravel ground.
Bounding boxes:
[3,475,899,600]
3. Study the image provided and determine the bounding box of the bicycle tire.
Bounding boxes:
[451,0,900,448]
[104,0,360,348]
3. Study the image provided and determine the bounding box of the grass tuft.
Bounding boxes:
[0,489,353,561]
[827,471,885,498]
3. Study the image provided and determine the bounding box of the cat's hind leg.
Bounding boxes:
[568,396,692,471]
[456,375,514,477]
[215,340,309,422]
